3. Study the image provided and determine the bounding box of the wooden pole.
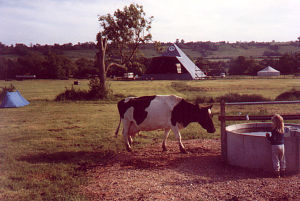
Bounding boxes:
[220,99,227,162]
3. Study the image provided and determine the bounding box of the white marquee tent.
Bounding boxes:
[257,66,280,76]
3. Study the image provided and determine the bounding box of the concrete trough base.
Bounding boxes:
[226,123,300,172]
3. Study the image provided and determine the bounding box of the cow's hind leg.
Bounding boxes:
[171,126,187,154]
[122,121,132,152]
[127,122,139,147]
[162,129,171,151]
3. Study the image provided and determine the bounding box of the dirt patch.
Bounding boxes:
[81,139,300,200]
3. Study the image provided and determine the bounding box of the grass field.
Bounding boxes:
[0,78,300,200]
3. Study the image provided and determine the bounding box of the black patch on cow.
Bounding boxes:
[171,99,199,127]
[117,96,156,125]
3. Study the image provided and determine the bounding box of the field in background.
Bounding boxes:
[0,78,300,200]
[58,44,300,61]
[3,43,298,61]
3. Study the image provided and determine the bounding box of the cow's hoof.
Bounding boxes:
[180,148,188,154]
[162,145,167,152]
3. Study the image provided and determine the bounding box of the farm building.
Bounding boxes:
[257,66,280,76]
[142,44,206,80]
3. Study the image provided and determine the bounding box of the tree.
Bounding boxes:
[42,52,75,79]
[277,53,298,74]
[229,56,250,75]
[17,53,45,77]
[96,3,153,94]
[96,32,108,86]
[75,58,97,78]
[0,58,8,80]
[98,3,153,66]
[195,57,210,75]
[153,41,165,54]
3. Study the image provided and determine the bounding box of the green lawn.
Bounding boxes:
[0,78,300,200]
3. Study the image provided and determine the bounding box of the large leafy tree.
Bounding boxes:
[278,53,299,74]
[229,56,253,75]
[99,3,153,65]
[96,3,153,87]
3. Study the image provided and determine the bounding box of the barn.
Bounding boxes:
[142,44,206,80]
[257,66,280,77]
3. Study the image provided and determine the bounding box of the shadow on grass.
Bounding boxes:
[18,150,116,170]
[18,143,274,180]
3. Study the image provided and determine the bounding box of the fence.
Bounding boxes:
[218,100,300,162]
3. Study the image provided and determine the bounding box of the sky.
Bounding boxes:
[0,0,300,45]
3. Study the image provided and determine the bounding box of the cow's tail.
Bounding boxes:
[115,116,121,138]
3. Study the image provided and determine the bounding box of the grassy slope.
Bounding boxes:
[2,44,300,62]
[0,79,300,200]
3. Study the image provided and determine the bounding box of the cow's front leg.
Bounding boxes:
[171,126,187,154]
[122,122,132,152]
[128,135,133,146]
[162,129,171,151]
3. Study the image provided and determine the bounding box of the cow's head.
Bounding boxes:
[196,105,216,133]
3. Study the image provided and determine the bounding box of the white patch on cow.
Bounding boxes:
[121,95,182,133]
[121,107,141,139]
[128,122,139,136]
[208,108,212,118]
[176,122,184,130]
[124,97,135,103]
[123,107,134,121]
[137,95,182,131]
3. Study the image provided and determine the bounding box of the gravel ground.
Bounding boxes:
[81,139,300,200]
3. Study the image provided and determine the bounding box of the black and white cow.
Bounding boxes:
[115,95,215,153]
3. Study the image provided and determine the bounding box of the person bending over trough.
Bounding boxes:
[266,114,286,178]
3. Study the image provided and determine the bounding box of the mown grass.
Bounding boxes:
[0,78,300,200]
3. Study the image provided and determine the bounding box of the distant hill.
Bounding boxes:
[1,41,300,62]
[141,41,300,62]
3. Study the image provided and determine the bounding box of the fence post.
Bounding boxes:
[220,99,227,162]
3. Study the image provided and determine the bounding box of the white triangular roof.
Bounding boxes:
[162,44,206,78]
[259,66,279,72]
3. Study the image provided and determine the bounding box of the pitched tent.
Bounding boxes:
[257,66,280,76]
[0,91,29,108]
[143,44,206,80]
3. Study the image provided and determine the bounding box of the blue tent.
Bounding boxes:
[0,91,29,108]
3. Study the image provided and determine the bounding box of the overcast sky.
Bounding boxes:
[0,0,299,45]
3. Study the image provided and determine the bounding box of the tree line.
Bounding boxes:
[227,53,300,75]
[0,46,299,80]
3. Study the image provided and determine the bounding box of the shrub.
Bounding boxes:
[55,85,89,101]
[0,84,16,101]
[56,77,113,101]
[88,77,112,100]
[194,96,215,104]
[216,93,270,103]
[275,89,300,101]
